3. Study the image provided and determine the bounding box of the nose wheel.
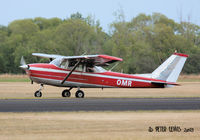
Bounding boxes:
[34,84,43,97]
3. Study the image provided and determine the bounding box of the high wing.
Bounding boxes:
[32,53,62,59]
[32,53,123,66]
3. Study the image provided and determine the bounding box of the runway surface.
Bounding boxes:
[0,97,200,112]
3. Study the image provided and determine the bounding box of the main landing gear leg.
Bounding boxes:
[34,84,43,98]
[62,87,73,97]
[75,87,84,98]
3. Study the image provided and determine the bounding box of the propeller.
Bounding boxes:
[19,56,29,69]
[20,56,26,66]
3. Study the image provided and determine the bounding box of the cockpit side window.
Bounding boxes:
[86,67,94,72]
[60,59,69,69]
[86,66,106,73]
[94,66,107,73]
[59,59,86,72]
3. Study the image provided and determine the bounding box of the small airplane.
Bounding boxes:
[20,52,188,98]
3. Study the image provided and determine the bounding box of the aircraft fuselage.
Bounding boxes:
[27,63,167,88]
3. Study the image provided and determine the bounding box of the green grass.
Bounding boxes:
[0,74,30,82]
[0,78,30,82]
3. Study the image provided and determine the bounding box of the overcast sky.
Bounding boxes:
[0,0,199,32]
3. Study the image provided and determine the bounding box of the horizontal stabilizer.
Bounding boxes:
[151,81,179,88]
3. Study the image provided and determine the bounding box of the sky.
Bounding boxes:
[0,0,200,32]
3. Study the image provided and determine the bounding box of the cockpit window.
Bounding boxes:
[93,66,107,73]
[60,59,69,69]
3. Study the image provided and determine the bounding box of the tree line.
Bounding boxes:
[0,12,199,74]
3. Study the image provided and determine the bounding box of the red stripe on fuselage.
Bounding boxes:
[28,64,165,88]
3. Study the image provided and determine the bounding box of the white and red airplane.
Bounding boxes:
[20,52,188,98]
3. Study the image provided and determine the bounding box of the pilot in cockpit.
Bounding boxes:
[86,67,94,72]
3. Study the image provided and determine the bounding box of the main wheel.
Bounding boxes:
[62,90,71,97]
[75,90,84,98]
[34,90,42,97]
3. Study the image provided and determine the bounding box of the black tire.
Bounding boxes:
[75,90,84,98]
[62,90,71,97]
[34,90,42,97]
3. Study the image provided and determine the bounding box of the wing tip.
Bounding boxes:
[173,53,189,58]
[99,54,123,61]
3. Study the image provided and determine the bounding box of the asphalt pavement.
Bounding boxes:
[0,97,200,112]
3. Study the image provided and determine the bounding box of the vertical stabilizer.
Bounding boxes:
[152,53,188,82]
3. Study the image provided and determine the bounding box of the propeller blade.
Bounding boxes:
[20,56,26,66]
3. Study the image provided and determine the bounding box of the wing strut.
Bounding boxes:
[61,59,82,84]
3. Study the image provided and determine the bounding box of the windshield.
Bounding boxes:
[50,58,62,67]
